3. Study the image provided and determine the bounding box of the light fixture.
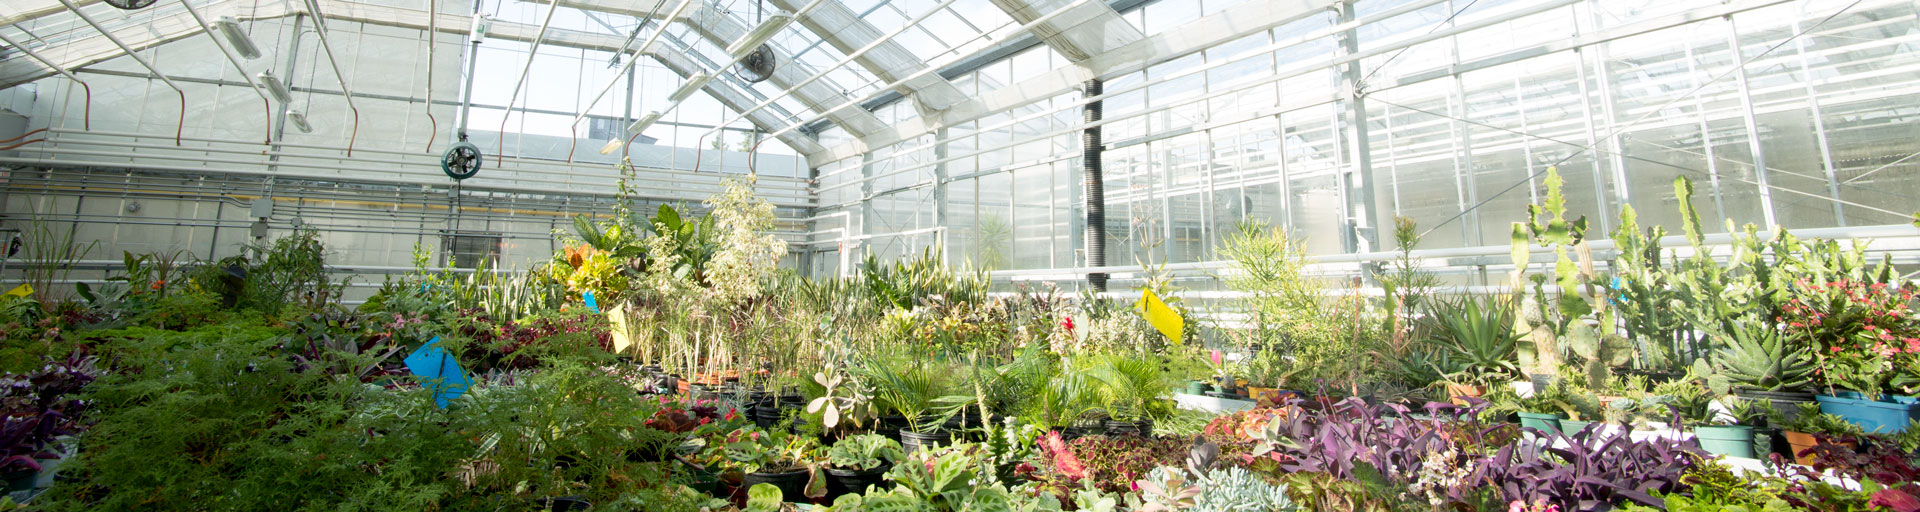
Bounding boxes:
[258,70,292,103]
[286,109,313,133]
[667,73,712,103]
[213,16,260,59]
[724,11,793,58]
[598,111,663,155]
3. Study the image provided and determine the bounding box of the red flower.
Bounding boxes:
[150,280,165,290]
[1060,316,1075,334]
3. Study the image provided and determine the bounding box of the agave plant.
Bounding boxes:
[1426,297,1522,387]
[1714,317,1813,392]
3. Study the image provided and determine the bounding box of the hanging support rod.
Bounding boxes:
[55,0,185,145]
[299,0,362,155]
[180,0,275,145]
[0,29,90,130]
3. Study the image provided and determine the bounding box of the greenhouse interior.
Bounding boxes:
[2,0,1920,509]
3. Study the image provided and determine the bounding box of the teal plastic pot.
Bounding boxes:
[1559,419,1591,435]
[1817,394,1920,433]
[1186,381,1208,395]
[1695,424,1757,459]
[3,468,34,493]
[1517,412,1565,433]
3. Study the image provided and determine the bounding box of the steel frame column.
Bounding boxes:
[1790,13,1846,226]
[1334,0,1379,254]
[1083,78,1107,291]
[1726,15,1778,230]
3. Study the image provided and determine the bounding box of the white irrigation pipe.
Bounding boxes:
[571,0,831,161]
[55,0,186,145]
[755,0,1102,143]
[299,0,362,155]
[680,0,954,144]
[565,0,700,131]
[0,30,91,130]
[180,0,277,145]
[493,0,563,161]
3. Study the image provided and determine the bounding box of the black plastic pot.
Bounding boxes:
[1060,425,1102,441]
[942,411,985,439]
[900,429,952,453]
[826,464,890,498]
[878,415,909,442]
[1736,389,1816,425]
[742,467,811,503]
[1103,419,1154,437]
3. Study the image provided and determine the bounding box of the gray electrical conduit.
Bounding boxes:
[53,0,186,146]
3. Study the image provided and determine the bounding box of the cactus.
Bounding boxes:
[1566,323,1633,390]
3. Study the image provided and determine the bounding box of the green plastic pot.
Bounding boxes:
[1186,381,1208,395]
[1558,419,1591,435]
[1694,424,1757,459]
[1517,412,1564,433]
[2,468,34,493]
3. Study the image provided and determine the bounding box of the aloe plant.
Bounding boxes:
[1425,297,1521,387]
[1714,318,1813,392]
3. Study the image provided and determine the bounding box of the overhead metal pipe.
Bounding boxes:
[54,0,186,145]
[298,0,362,155]
[180,0,276,145]
[562,0,700,152]
[755,0,1102,143]
[423,0,440,152]
[580,0,828,158]
[0,29,91,130]
[493,0,563,162]
[685,0,963,146]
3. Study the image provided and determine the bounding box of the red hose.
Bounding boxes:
[0,139,48,151]
[426,112,438,153]
[347,106,360,157]
[621,129,644,160]
[0,128,47,144]
[262,97,273,145]
[174,90,185,146]
[78,81,92,130]
[565,124,577,162]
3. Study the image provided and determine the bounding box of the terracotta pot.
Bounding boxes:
[1445,383,1487,406]
[1782,430,1856,465]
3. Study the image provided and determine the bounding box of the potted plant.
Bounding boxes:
[1426,297,1521,406]
[1772,402,1864,465]
[1513,384,1575,434]
[823,434,903,499]
[1694,397,1763,459]
[699,426,821,505]
[1781,278,1920,433]
[865,360,954,453]
[1716,317,1817,420]
[1088,354,1167,436]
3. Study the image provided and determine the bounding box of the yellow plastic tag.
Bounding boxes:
[608,304,634,354]
[1135,289,1184,346]
[2,284,30,298]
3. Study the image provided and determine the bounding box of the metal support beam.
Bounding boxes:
[1335,0,1377,254]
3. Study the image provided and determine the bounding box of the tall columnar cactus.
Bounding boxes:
[1509,167,1623,379]
[1610,205,1681,372]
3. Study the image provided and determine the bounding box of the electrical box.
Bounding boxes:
[250,198,273,219]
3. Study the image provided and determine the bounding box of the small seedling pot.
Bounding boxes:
[1694,424,1758,459]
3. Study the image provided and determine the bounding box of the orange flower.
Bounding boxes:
[563,244,602,268]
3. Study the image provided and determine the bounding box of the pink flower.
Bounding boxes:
[1509,501,1527,512]
[1210,350,1223,366]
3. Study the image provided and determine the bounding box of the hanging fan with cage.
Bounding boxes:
[734,44,776,84]
[104,0,159,10]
